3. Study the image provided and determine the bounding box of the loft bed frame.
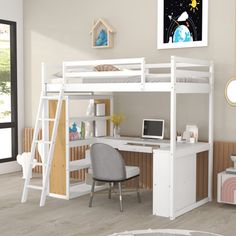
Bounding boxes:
[39,56,214,219]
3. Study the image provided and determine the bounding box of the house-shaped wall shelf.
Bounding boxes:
[90,19,115,49]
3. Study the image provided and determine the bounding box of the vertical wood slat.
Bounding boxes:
[23,128,42,174]
[196,151,208,201]
[136,151,141,187]
[143,153,147,189]
[213,141,220,200]
[139,152,143,188]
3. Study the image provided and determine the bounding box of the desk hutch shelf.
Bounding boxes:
[48,94,113,200]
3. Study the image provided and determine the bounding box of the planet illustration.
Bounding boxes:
[173,25,191,43]
[164,1,202,45]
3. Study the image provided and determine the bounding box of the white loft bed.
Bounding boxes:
[40,56,214,220]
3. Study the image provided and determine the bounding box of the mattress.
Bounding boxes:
[51,76,209,84]
[51,66,209,84]
[84,77,209,83]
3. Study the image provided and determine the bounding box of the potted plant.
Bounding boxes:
[110,114,124,138]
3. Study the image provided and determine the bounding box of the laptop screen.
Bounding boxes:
[142,119,164,139]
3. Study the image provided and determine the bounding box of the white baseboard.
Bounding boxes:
[0,161,21,175]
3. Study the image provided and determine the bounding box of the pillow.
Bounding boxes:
[94,64,120,72]
[53,71,63,78]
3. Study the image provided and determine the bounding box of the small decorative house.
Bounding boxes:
[90,19,115,48]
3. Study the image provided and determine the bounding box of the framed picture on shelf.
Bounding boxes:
[157,0,208,49]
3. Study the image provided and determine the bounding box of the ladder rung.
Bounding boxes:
[33,162,47,167]
[42,96,59,100]
[27,185,43,191]
[39,118,56,122]
[34,140,52,144]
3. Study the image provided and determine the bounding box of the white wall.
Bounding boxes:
[24,0,236,141]
[0,0,24,173]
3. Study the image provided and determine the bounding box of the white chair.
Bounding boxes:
[89,143,141,212]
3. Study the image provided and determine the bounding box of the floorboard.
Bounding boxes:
[0,172,235,236]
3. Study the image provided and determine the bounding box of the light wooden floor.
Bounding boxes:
[0,172,235,236]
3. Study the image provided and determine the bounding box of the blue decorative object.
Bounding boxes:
[95,29,108,46]
[69,122,77,133]
[69,122,81,141]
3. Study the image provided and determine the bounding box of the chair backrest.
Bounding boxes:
[90,143,126,181]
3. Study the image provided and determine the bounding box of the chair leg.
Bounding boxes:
[89,180,96,208]
[136,176,141,203]
[108,182,112,199]
[118,182,123,212]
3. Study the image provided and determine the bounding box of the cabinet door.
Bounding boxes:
[153,151,170,217]
[174,154,196,211]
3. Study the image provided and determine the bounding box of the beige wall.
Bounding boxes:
[24,0,236,141]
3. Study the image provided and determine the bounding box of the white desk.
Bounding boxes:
[98,136,169,153]
[97,136,210,219]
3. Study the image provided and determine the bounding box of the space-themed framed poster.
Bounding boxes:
[157,0,208,49]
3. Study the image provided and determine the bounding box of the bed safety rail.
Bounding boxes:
[62,58,146,86]
[42,56,213,93]
[171,56,212,86]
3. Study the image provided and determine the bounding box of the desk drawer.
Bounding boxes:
[119,144,153,153]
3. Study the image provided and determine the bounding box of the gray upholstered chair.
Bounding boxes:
[89,143,141,212]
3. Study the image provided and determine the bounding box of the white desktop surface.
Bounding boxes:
[97,136,168,153]
[97,136,210,156]
[101,136,169,143]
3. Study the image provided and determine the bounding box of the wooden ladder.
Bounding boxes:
[21,87,64,206]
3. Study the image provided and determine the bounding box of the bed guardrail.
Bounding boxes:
[172,56,212,85]
[42,56,213,93]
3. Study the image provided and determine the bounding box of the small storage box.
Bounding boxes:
[96,103,105,116]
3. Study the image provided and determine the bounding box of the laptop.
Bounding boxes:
[142,119,165,139]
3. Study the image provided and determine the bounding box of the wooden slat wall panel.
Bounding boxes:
[23,128,42,174]
[196,151,208,201]
[70,146,88,182]
[23,130,236,199]
[120,151,153,190]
